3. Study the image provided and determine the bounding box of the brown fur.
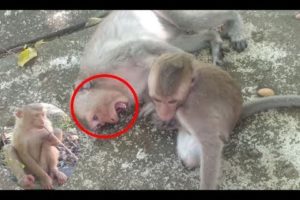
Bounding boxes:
[148,53,243,189]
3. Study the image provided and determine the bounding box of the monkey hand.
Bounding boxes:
[45,133,60,146]
[40,175,53,190]
[139,103,155,118]
[18,174,35,189]
[231,39,248,53]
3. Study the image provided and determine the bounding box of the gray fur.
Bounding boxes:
[241,95,300,120]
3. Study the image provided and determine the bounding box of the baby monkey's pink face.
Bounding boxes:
[16,108,47,130]
[149,82,191,122]
[150,95,181,122]
[149,71,192,122]
[74,81,130,131]
[148,53,194,122]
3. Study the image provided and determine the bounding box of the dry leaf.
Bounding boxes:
[17,47,38,67]
[85,17,102,27]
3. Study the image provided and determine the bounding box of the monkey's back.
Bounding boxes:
[178,63,243,137]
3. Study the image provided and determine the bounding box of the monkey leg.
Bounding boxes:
[159,10,247,53]
[3,145,35,189]
[169,30,224,66]
[176,130,201,170]
[217,11,248,52]
[40,143,67,186]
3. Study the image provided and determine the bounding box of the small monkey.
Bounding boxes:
[146,53,300,189]
[4,103,67,189]
[74,10,248,129]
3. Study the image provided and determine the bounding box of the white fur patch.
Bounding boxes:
[177,129,201,168]
[134,11,169,40]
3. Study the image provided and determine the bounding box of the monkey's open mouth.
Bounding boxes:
[115,101,128,113]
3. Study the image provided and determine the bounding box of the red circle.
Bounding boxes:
[70,73,139,139]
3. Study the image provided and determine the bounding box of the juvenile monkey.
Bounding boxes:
[146,53,300,189]
[74,10,248,130]
[4,103,67,189]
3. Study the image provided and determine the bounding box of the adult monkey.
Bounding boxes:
[74,10,248,131]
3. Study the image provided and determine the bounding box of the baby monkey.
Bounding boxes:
[146,53,300,189]
[3,103,67,189]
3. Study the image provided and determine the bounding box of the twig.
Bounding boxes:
[43,127,78,161]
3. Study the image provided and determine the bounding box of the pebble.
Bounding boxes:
[69,135,79,141]
[257,88,275,97]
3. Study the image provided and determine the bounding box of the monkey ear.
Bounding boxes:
[15,108,23,118]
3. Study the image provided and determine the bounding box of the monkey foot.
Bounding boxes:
[231,40,248,52]
[19,174,35,189]
[180,159,198,171]
[51,170,67,185]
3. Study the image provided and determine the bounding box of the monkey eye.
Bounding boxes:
[168,100,177,104]
[153,98,161,103]
[79,82,93,92]
[92,115,98,121]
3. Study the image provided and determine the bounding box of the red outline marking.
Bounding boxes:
[70,73,139,139]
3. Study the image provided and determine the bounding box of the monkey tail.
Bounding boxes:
[241,95,300,120]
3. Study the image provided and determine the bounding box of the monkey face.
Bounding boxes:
[74,87,129,131]
[15,108,46,129]
[151,96,179,122]
[31,111,47,129]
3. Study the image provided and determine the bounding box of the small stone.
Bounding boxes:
[257,88,275,97]
[295,13,300,20]
[69,135,79,141]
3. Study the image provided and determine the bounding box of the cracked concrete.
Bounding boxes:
[0,10,108,50]
[0,10,299,190]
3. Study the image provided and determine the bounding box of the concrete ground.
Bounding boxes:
[0,10,299,190]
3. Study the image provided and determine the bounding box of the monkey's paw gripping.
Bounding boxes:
[214,49,225,67]
[231,40,248,52]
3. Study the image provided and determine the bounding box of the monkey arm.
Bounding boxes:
[198,137,224,189]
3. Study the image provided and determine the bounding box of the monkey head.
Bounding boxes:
[15,103,48,129]
[148,53,195,122]
[73,80,130,131]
